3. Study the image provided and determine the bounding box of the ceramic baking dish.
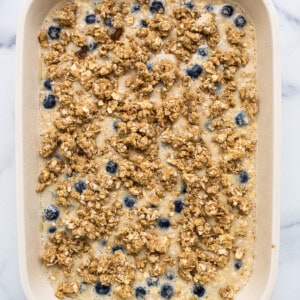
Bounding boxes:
[15,0,281,299]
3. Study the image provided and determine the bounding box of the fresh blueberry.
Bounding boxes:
[149,1,165,14]
[238,170,249,184]
[146,62,153,71]
[48,26,61,40]
[198,46,208,57]
[106,161,118,174]
[132,3,141,12]
[74,181,87,193]
[234,261,243,270]
[112,245,124,253]
[181,184,187,194]
[135,286,147,299]
[147,276,159,286]
[187,64,203,79]
[43,94,57,109]
[48,226,57,233]
[113,119,121,131]
[89,43,99,51]
[221,5,234,17]
[44,79,52,90]
[193,284,206,297]
[205,120,213,131]
[95,282,111,295]
[185,2,194,9]
[44,205,59,221]
[104,17,113,27]
[235,112,248,127]
[141,19,148,27]
[165,270,175,280]
[124,195,136,209]
[205,5,214,11]
[85,14,97,24]
[234,15,247,28]
[160,283,174,299]
[157,217,171,229]
[174,198,184,213]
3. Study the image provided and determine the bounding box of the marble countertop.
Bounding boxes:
[0,0,299,299]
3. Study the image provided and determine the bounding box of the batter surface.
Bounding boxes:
[37,0,258,299]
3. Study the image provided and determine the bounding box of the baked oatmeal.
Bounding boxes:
[37,0,258,299]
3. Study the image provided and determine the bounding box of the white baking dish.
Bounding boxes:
[15,0,281,299]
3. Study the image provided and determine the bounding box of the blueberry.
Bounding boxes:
[198,46,208,57]
[74,181,87,193]
[185,2,194,9]
[135,286,147,299]
[89,43,99,51]
[124,195,136,208]
[235,112,248,127]
[43,94,57,109]
[165,270,175,280]
[44,205,59,221]
[157,217,171,229]
[141,19,148,27]
[113,119,121,131]
[95,282,111,295]
[104,17,113,27]
[221,5,234,17]
[132,3,141,12]
[193,284,206,297]
[106,161,118,174]
[174,198,184,213]
[85,14,97,24]
[205,120,213,131]
[147,276,159,286]
[146,62,153,71]
[112,245,124,253]
[205,5,214,11]
[234,261,243,270]
[234,15,247,28]
[181,184,187,194]
[149,1,165,14]
[48,226,57,233]
[160,283,174,299]
[101,240,107,246]
[48,26,61,40]
[44,79,52,90]
[187,64,203,79]
[238,170,249,184]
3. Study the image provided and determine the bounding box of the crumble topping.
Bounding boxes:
[38,0,257,299]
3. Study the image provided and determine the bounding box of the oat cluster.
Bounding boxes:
[38,1,258,299]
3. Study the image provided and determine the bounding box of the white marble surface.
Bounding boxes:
[0,0,299,299]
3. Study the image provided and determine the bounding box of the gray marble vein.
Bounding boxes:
[282,82,300,99]
[281,221,300,230]
[273,2,300,26]
[0,35,16,49]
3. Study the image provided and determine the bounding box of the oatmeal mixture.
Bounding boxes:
[37,0,258,299]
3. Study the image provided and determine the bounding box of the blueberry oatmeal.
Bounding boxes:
[37,0,258,299]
